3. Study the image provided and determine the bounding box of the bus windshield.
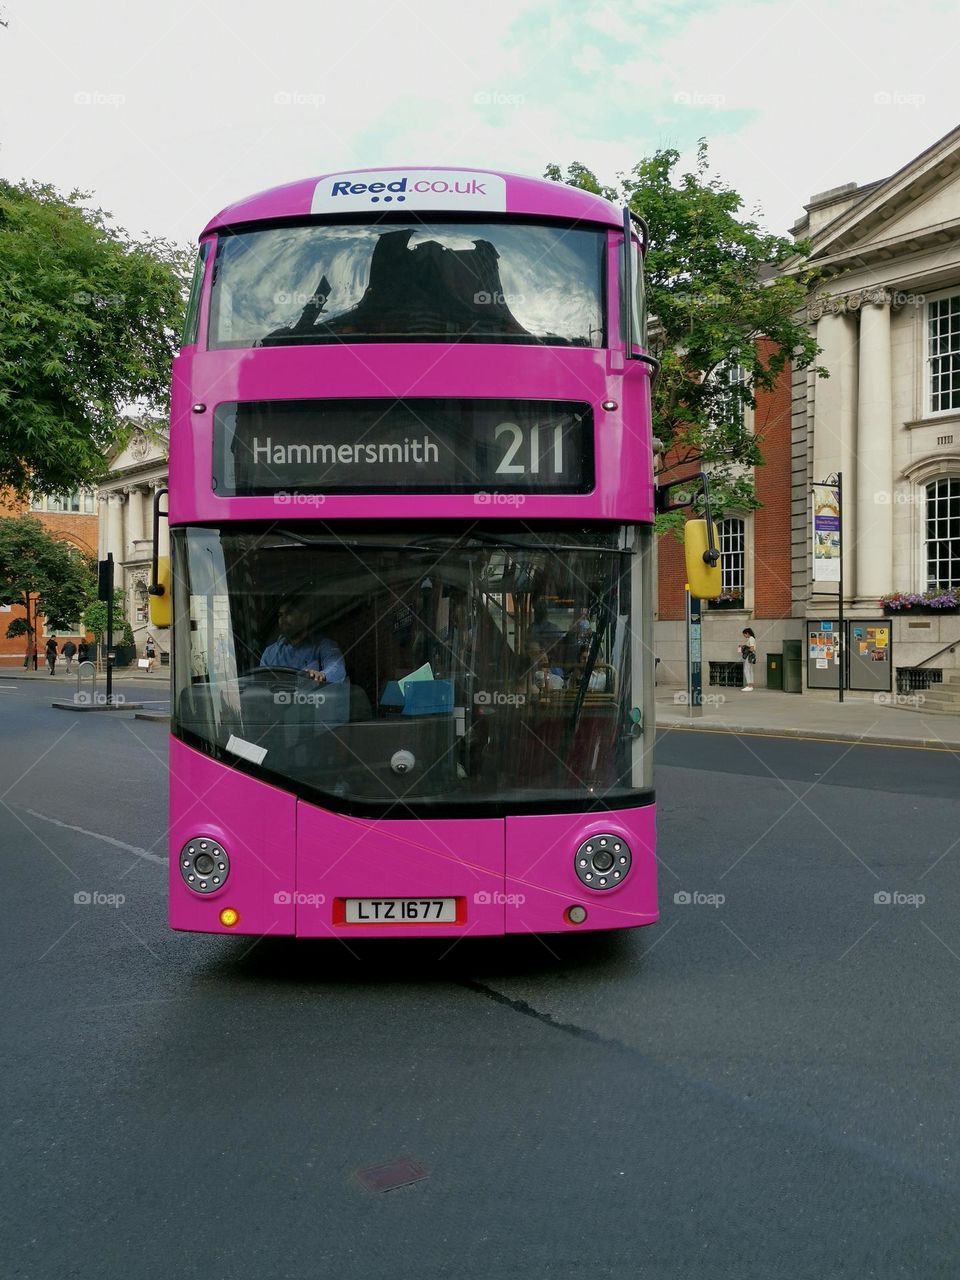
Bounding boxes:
[208,222,605,349]
[172,525,647,814]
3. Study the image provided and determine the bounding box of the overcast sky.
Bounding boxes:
[1,0,957,248]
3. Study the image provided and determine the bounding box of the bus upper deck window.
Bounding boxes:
[180,241,211,348]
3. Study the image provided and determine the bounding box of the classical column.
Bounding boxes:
[855,295,893,601]
[156,485,170,559]
[125,486,145,556]
[106,493,125,564]
[812,305,858,598]
[97,495,108,559]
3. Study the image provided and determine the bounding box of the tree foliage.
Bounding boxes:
[0,516,95,636]
[0,180,190,497]
[546,142,824,520]
[82,588,134,645]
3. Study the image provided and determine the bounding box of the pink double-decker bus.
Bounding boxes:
[159,166,666,938]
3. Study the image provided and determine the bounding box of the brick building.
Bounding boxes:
[0,489,98,667]
[655,339,798,685]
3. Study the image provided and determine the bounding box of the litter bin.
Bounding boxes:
[783,638,803,693]
[766,653,783,690]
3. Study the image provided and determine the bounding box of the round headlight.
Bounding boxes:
[179,838,230,894]
[574,835,631,890]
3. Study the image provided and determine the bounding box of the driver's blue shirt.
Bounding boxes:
[260,635,346,682]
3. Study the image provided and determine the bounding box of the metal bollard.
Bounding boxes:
[75,660,97,706]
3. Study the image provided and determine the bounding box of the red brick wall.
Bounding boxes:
[655,451,708,622]
[655,343,794,620]
[657,526,688,620]
[752,341,793,619]
[0,494,98,663]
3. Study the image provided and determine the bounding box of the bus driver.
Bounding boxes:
[260,595,347,686]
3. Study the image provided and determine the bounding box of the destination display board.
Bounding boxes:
[212,398,594,496]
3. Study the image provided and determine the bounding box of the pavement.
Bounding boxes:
[656,683,960,750]
[0,664,171,683]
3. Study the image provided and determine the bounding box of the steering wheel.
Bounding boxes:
[239,665,305,680]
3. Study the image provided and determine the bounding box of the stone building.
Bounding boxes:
[657,123,960,689]
[788,122,960,677]
[96,421,170,658]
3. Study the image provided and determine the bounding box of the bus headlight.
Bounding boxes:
[574,835,631,890]
[179,838,230,894]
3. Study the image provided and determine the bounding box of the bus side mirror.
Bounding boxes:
[148,558,171,627]
[684,520,722,599]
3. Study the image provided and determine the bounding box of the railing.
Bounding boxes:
[910,635,959,668]
[895,631,958,695]
[896,667,943,695]
[708,661,744,688]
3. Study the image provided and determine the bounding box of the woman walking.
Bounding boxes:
[740,627,757,691]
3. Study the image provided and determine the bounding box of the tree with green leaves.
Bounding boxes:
[0,180,190,499]
[82,588,134,648]
[0,516,96,662]
[546,142,824,522]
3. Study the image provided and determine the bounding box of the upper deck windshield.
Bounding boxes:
[172,525,648,815]
[208,221,605,349]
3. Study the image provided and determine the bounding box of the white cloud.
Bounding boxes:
[0,0,956,246]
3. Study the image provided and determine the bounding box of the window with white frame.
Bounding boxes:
[926,478,960,588]
[928,294,960,414]
[713,362,745,431]
[717,517,745,598]
[30,489,96,514]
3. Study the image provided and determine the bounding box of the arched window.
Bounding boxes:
[926,478,960,588]
[718,517,745,599]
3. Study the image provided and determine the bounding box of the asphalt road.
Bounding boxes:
[2,681,959,1279]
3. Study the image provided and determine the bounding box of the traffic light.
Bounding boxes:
[97,556,114,602]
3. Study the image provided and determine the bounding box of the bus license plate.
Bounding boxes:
[344,898,458,924]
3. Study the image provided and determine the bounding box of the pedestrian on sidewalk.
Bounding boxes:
[740,628,757,691]
[144,635,157,672]
[45,637,58,675]
[62,639,77,670]
[77,640,89,665]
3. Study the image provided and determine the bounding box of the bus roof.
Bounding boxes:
[201,167,623,237]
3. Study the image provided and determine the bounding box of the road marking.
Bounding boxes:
[21,808,166,865]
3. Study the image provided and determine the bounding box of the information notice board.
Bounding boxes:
[807,619,841,689]
[805,619,892,691]
[848,620,891,692]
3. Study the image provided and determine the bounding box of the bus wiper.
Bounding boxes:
[260,531,633,555]
[412,533,635,555]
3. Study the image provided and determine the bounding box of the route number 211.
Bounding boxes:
[494,422,566,475]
